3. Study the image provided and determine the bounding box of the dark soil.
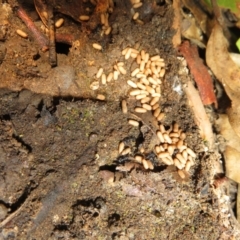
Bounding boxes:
[0,1,239,239]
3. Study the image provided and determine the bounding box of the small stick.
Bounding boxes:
[15,6,49,52]
[55,33,74,45]
[47,6,57,67]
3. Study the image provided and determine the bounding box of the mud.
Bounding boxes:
[0,1,239,239]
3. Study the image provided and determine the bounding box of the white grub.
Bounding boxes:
[96,68,103,78]
[158,152,170,158]
[185,160,192,172]
[156,85,161,93]
[113,70,119,80]
[156,66,161,73]
[157,130,165,143]
[140,61,145,71]
[122,47,129,55]
[159,124,165,133]
[128,119,139,127]
[133,2,143,8]
[182,149,188,160]
[153,108,161,118]
[142,159,149,169]
[151,93,161,97]
[131,68,140,77]
[155,60,165,67]
[137,54,141,64]
[118,66,127,75]
[142,103,152,111]
[121,100,128,114]
[169,132,179,138]
[55,18,64,28]
[16,29,28,38]
[117,62,124,67]
[146,86,155,94]
[186,147,196,158]
[176,139,184,149]
[152,103,159,110]
[133,12,139,20]
[163,143,168,149]
[188,155,195,165]
[131,48,140,54]
[157,112,165,121]
[155,145,161,154]
[104,26,111,35]
[163,133,172,144]
[125,48,132,60]
[171,137,178,144]
[140,78,149,85]
[147,160,154,170]
[90,81,99,90]
[180,132,186,140]
[101,73,107,85]
[159,68,166,77]
[151,65,158,76]
[118,141,125,154]
[135,107,147,113]
[136,82,146,90]
[176,153,186,164]
[141,96,151,103]
[135,94,147,100]
[96,94,106,100]
[140,50,145,60]
[144,53,149,63]
[107,72,113,82]
[148,77,158,85]
[135,19,144,25]
[136,73,146,79]
[178,169,186,179]
[161,157,173,165]
[122,147,131,155]
[127,80,137,88]
[134,155,143,163]
[130,89,141,96]
[150,97,159,106]
[131,52,138,58]
[173,123,179,132]
[92,43,102,50]
[167,145,175,155]
[150,55,161,61]
[79,15,90,21]
[174,158,184,169]
[113,64,120,72]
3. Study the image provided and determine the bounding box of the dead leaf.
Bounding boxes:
[224,146,240,183]
[216,114,240,152]
[206,22,240,138]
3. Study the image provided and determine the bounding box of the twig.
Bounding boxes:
[15,6,49,52]
[47,6,57,67]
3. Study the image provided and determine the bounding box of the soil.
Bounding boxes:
[0,1,239,239]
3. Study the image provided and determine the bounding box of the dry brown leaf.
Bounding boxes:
[206,23,240,138]
[216,114,240,153]
[224,146,240,183]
